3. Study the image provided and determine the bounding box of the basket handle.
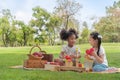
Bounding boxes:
[29,45,42,54]
[40,50,47,54]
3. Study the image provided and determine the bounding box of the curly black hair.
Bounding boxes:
[60,28,78,41]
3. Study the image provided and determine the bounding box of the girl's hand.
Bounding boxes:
[70,55,76,58]
[91,52,104,64]
[59,52,65,59]
[91,51,97,57]
[85,54,92,60]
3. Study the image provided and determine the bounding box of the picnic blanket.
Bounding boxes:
[10,65,120,74]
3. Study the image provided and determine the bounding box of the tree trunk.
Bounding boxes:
[48,32,51,45]
[5,33,9,47]
[61,15,69,45]
[65,15,69,30]
[53,28,56,45]
[2,33,7,47]
[23,32,27,46]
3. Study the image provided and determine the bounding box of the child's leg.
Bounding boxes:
[93,64,108,72]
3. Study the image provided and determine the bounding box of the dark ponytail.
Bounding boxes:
[60,28,78,41]
[97,38,101,55]
[60,29,68,40]
[90,32,102,56]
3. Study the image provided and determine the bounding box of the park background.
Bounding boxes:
[0,0,120,80]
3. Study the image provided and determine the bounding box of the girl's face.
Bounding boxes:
[67,34,76,47]
[89,36,98,47]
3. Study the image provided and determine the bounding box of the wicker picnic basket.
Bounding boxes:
[24,60,46,68]
[27,45,53,62]
[27,45,45,60]
[24,45,47,68]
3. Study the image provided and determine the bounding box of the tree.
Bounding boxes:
[55,0,82,29]
[81,21,90,43]
[93,1,120,42]
[8,24,18,46]
[0,9,13,47]
[30,6,50,31]
[30,6,50,45]
[46,14,62,45]
[15,20,34,46]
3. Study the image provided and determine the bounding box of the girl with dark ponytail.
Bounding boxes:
[87,32,108,72]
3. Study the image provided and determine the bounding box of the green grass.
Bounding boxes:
[0,43,120,80]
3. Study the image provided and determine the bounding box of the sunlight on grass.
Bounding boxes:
[0,43,120,80]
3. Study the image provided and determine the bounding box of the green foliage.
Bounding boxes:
[30,6,63,45]
[31,6,50,30]
[93,1,120,42]
[80,21,90,43]
[15,20,35,46]
[46,14,62,45]
[0,9,35,47]
[0,9,13,47]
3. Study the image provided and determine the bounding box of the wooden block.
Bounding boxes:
[65,61,73,67]
[44,64,60,71]
[56,66,85,72]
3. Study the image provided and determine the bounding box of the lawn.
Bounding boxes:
[0,43,120,80]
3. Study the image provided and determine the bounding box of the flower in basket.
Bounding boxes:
[67,59,72,62]
[65,55,72,61]
[86,48,94,56]
[64,55,73,67]
[65,55,71,60]
[33,52,43,57]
